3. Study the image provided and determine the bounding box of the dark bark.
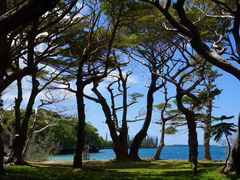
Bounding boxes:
[150,0,240,80]
[0,0,60,93]
[0,0,60,37]
[12,72,39,165]
[129,74,157,160]
[92,82,128,161]
[8,77,24,164]
[186,113,198,161]
[176,87,198,162]
[0,125,5,176]
[73,2,121,165]
[154,121,165,160]
[0,0,10,92]
[0,66,35,93]
[0,1,7,175]
[73,84,85,168]
[203,130,211,160]
[11,24,39,164]
[224,113,240,174]
[118,68,129,160]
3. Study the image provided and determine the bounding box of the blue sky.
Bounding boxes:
[80,59,239,145]
[3,58,240,146]
[86,66,240,146]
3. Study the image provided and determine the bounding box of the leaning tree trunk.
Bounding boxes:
[221,133,232,174]
[129,75,157,160]
[176,88,198,162]
[224,113,240,174]
[154,121,166,160]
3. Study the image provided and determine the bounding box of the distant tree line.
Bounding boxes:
[1,109,104,161]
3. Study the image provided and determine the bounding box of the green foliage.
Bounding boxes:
[1,109,104,161]
[211,115,236,142]
[129,92,144,102]
[165,126,177,135]
[154,103,172,110]
[128,135,157,148]
[212,115,235,122]
[211,123,236,142]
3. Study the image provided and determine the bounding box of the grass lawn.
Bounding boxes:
[2,160,239,180]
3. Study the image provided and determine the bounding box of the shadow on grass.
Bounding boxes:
[2,160,239,180]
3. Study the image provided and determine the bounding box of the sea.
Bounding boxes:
[49,145,227,161]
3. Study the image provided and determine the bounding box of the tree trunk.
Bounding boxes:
[186,114,198,161]
[7,77,23,164]
[203,132,211,160]
[129,75,157,160]
[221,133,232,173]
[73,77,85,168]
[92,82,128,161]
[118,129,128,161]
[154,121,165,160]
[0,0,60,37]
[112,139,128,161]
[203,116,212,160]
[118,73,129,161]
[175,87,198,162]
[224,113,240,174]
[0,1,7,175]
[203,95,212,160]
[0,119,5,175]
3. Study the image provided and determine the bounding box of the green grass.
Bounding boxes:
[2,160,240,180]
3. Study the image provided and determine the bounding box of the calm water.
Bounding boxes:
[49,145,227,161]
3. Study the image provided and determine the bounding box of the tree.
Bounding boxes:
[153,84,180,160]
[127,43,174,160]
[48,0,121,167]
[141,0,240,80]
[0,93,5,175]
[211,115,236,173]
[156,42,206,169]
[0,0,70,93]
[87,65,143,161]
[1,109,104,161]
[225,114,240,174]
[3,1,81,165]
[196,63,222,160]
[0,0,78,174]
[114,2,177,160]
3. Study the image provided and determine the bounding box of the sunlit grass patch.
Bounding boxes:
[2,160,239,180]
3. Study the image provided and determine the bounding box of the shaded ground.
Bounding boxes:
[2,160,239,179]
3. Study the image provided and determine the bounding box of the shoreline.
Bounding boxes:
[31,159,224,167]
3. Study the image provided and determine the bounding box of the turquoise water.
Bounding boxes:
[49,145,227,161]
